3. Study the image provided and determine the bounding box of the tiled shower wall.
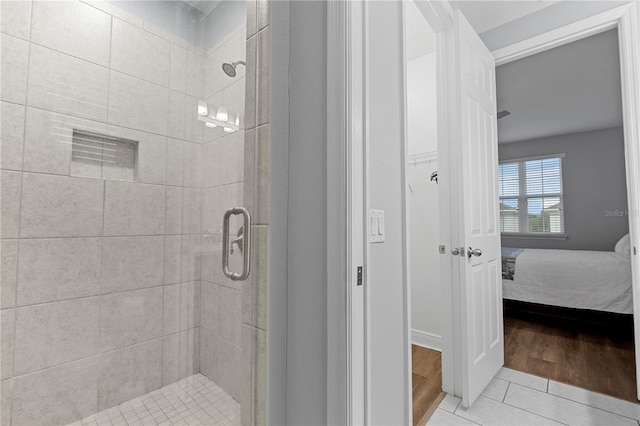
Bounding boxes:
[0,1,207,424]
[240,1,271,425]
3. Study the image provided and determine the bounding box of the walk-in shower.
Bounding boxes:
[0,0,271,425]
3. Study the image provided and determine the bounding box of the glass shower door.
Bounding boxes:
[0,0,269,424]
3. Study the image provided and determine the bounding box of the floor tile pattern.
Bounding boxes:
[67,374,240,426]
[429,367,640,426]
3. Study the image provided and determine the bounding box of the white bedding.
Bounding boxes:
[502,248,633,314]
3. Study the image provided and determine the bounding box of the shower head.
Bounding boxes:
[222,60,246,77]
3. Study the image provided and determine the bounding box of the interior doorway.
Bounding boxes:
[495,27,636,402]
[402,0,444,422]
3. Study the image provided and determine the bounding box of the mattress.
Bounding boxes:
[502,248,633,314]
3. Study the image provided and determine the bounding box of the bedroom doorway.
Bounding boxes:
[495,26,636,401]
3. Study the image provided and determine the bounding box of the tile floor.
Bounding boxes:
[67,374,240,426]
[429,367,640,426]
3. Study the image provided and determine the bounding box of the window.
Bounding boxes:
[498,155,564,235]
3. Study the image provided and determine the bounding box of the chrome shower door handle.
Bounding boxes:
[222,207,252,281]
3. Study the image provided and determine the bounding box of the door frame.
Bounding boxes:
[327,1,457,423]
[489,2,640,398]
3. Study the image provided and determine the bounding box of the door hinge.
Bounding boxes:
[439,245,446,254]
[357,266,363,286]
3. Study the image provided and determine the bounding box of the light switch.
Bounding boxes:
[370,209,385,243]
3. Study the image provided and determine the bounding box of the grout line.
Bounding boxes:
[2,233,203,242]
[9,327,200,383]
[503,382,640,424]
[8,2,36,411]
[503,382,510,403]
[499,395,571,426]
[11,282,167,310]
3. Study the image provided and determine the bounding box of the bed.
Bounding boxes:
[501,234,633,315]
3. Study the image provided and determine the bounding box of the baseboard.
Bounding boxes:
[411,329,442,352]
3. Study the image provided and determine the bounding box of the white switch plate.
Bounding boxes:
[370,209,385,243]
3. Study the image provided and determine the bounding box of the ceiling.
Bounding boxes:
[450,0,559,34]
[183,0,220,15]
[496,28,623,144]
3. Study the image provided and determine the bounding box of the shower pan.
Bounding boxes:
[0,0,271,425]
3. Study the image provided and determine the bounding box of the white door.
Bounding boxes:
[450,10,504,408]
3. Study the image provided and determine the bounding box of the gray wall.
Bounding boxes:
[285,2,328,425]
[499,126,629,251]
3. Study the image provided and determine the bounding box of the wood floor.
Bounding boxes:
[412,345,445,425]
[504,314,637,402]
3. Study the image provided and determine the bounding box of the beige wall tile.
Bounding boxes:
[255,125,269,225]
[102,236,164,294]
[20,173,105,238]
[1,309,14,380]
[1,239,18,309]
[257,27,270,126]
[219,285,241,345]
[11,357,99,426]
[107,125,168,185]
[27,45,109,121]
[14,297,101,375]
[0,102,25,171]
[182,188,202,234]
[205,48,224,99]
[24,108,107,176]
[217,338,241,401]
[166,138,185,186]
[257,0,270,31]
[17,238,102,306]
[111,19,170,87]
[100,287,163,351]
[104,181,165,236]
[163,284,180,335]
[165,186,183,235]
[200,281,219,334]
[1,379,12,426]
[97,339,162,411]
[1,171,21,239]
[199,327,218,383]
[31,1,112,67]
[183,138,204,187]
[181,235,202,283]
[245,35,257,130]
[0,0,31,40]
[162,333,180,385]
[246,0,257,39]
[0,34,29,104]
[202,183,244,235]
[179,327,200,379]
[108,71,169,136]
[254,226,268,330]
[180,281,201,330]
[164,235,182,285]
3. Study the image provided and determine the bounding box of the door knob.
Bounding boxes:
[467,247,482,258]
[451,247,460,256]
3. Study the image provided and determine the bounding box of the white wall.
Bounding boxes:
[368,1,411,424]
[406,52,442,347]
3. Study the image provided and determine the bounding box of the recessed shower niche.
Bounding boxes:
[70,129,138,182]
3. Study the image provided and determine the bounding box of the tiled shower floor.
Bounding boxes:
[68,374,240,426]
